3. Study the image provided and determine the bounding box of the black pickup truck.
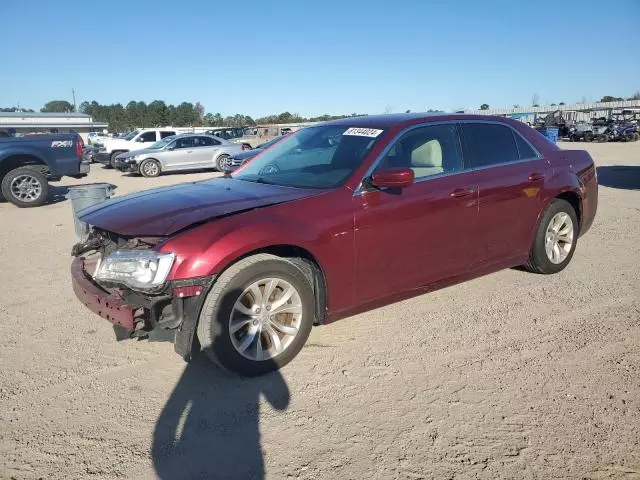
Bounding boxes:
[0,134,90,207]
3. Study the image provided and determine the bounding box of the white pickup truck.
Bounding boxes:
[93,128,178,167]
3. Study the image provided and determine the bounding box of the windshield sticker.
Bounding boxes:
[51,140,73,148]
[343,127,383,138]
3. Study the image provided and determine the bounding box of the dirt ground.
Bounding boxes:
[1,143,639,480]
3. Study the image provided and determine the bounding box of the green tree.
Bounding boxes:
[480,104,490,110]
[600,96,624,102]
[41,100,74,112]
[626,91,640,100]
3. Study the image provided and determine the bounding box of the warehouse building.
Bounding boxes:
[0,112,108,142]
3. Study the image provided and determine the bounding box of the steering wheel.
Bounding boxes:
[259,163,280,175]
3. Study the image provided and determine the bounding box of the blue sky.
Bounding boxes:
[2,0,639,116]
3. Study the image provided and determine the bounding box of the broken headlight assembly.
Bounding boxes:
[94,250,175,291]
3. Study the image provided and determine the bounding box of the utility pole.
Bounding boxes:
[72,88,76,112]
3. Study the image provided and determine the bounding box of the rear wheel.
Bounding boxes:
[524,199,578,274]
[197,254,314,376]
[139,159,161,177]
[1,166,49,207]
[583,132,594,142]
[216,154,231,171]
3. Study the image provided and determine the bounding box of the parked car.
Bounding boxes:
[0,134,89,207]
[224,135,285,173]
[93,128,178,167]
[204,126,282,149]
[87,131,109,145]
[70,113,598,376]
[114,133,243,176]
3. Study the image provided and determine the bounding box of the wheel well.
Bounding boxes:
[0,154,47,179]
[234,245,328,324]
[556,191,582,228]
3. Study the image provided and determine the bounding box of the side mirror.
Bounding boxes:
[370,167,414,189]
[166,144,175,151]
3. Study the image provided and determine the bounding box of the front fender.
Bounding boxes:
[161,214,324,281]
[0,146,50,169]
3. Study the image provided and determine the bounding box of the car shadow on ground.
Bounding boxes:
[596,166,640,190]
[152,356,289,480]
[152,286,290,480]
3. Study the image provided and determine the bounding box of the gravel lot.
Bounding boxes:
[1,143,639,480]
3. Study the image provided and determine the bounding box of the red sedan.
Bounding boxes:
[70,113,598,376]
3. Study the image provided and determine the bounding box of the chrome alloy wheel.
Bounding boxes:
[229,277,303,361]
[545,212,574,264]
[10,174,42,202]
[142,161,159,176]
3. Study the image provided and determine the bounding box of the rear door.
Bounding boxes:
[459,122,550,265]
[191,135,221,167]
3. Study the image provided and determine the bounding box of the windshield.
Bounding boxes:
[122,130,139,141]
[232,125,384,189]
[149,137,174,149]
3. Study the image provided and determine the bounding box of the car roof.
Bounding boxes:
[318,112,521,129]
[170,132,226,141]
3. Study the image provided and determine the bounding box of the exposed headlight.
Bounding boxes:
[94,250,175,290]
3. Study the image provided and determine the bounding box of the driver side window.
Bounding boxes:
[138,131,157,142]
[379,124,463,179]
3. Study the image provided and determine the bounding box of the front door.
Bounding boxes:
[353,123,479,304]
[459,122,550,264]
[161,136,196,170]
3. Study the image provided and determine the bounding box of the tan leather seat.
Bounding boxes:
[410,139,444,178]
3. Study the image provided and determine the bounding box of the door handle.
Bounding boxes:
[450,188,475,198]
[186,150,193,154]
[528,172,544,181]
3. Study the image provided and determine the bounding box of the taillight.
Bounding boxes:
[76,135,85,157]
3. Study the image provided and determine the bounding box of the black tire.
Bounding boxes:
[633,133,639,142]
[583,132,594,142]
[595,135,607,143]
[139,158,161,177]
[524,198,579,274]
[1,166,49,208]
[197,254,314,376]
[215,154,231,172]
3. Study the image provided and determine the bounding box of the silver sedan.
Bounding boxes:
[115,133,244,177]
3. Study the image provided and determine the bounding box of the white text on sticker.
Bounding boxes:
[343,127,383,138]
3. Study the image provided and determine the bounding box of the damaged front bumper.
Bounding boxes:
[71,246,215,360]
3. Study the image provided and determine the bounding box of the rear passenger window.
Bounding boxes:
[513,131,537,159]
[160,131,176,139]
[461,123,519,168]
[379,124,463,180]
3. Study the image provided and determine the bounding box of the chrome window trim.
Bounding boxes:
[353,119,542,196]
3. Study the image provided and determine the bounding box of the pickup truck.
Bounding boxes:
[0,134,90,207]
[93,128,178,167]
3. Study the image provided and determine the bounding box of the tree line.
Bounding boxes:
[1,99,368,133]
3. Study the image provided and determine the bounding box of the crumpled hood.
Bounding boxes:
[78,177,322,236]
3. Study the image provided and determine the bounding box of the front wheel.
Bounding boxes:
[197,254,314,376]
[1,166,49,207]
[524,198,578,274]
[139,159,161,177]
